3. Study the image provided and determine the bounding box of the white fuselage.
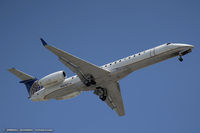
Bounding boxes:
[31,43,193,101]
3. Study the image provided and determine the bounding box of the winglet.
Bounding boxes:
[8,67,16,71]
[40,38,48,46]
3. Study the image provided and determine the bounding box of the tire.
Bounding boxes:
[100,95,106,101]
[91,80,96,85]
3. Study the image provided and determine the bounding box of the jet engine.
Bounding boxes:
[38,71,66,87]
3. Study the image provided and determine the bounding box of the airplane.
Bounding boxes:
[8,39,194,116]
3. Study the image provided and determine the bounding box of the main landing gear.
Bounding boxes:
[84,80,96,87]
[94,87,107,101]
[84,75,96,87]
[178,56,183,62]
[178,48,192,62]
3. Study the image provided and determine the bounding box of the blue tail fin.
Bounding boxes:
[19,78,38,95]
[8,68,41,97]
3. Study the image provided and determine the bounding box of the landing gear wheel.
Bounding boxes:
[178,56,183,62]
[100,95,106,101]
[94,87,107,101]
[90,80,96,85]
[84,75,96,86]
[84,81,91,87]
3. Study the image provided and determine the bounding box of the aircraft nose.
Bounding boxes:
[174,43,194,49]
[181,44,194,48]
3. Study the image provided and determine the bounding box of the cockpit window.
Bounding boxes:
[166,43,171,45]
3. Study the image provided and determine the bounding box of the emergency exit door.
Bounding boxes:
[150,48,155,57]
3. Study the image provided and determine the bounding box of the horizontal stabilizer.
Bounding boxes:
[8,68,34,81]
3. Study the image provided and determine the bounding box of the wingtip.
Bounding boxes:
[40,38,48,46]
[8,67,15,71]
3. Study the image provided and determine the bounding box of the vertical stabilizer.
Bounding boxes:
[8,68,39,96]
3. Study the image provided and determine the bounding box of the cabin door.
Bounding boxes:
[150,48,155,57]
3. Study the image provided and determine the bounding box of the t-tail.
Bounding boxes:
[8,68,41,97]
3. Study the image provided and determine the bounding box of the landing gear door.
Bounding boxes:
[150,48,155,57]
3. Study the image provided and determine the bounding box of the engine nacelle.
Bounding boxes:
[39,71,66,87]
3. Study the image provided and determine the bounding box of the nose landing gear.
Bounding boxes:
[178,52,183,62]
[178,56,183,62]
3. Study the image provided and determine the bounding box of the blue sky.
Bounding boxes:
[1,0,200,133]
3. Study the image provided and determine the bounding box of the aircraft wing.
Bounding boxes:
[103,82,125,116]
[41,38,110,85]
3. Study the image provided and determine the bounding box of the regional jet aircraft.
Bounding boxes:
[8,39,194,116]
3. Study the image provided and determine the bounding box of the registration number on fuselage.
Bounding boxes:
[60,82,72,88]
